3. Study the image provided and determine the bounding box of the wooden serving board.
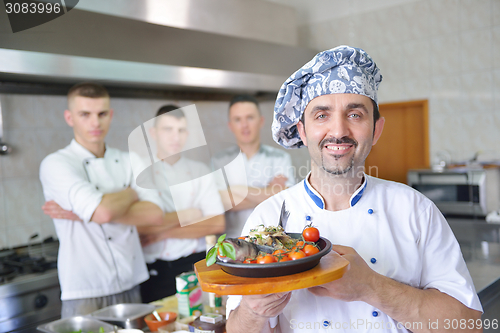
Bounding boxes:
[194,253,349,295]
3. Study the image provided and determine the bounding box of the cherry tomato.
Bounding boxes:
[303,244,320,256]
[275,254,290,262]
[273,249,287,256]
[288,249,306,260]
[272,250,289,262]
[256,254,277,264]
[303,226,320,242]
[295,241,305,249]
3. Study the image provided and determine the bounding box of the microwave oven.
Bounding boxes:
[407,168,500,216]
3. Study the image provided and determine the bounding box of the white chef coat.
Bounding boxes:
[142,157,225,263]
[39,139,163,301]
[226,173,482,333]
[212,144,295,238]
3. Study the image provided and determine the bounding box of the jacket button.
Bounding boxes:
[372,311,378,317]
[95,186,99,190]
[116,160,119,163]
[370,258,377,264]
[368,209,374,214]
[108,237,112,241]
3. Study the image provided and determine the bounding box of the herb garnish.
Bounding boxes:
[206,234,236,266]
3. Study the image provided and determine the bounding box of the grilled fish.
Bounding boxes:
[217,238,274,263]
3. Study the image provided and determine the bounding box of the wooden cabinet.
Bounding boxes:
[365,100,429,184]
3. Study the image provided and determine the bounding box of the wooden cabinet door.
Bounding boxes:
[365,100,429,184]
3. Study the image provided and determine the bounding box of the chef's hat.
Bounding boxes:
[272,45,382,149]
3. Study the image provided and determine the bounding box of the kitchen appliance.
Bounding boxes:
[0,242,60,333]
[408,167,500,217]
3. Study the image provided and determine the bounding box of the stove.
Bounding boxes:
[0,252,57,283]
[0,242,61,333]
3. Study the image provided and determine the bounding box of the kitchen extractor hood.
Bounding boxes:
[0,0,318,95]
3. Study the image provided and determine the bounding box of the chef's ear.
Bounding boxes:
[109,109,114,121]
[372,117,385,146]
[297,120,308,147]
[64,110,74,127]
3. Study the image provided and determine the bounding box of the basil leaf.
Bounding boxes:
[207,246,216,258]
[217,234,226,244]
[206,246,217,266]
[206,253,217,266]
[222,242,236,260]
[218,244,227,257]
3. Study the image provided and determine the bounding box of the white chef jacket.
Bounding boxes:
[142,157,224,263]
[212,144,295,238]
[226,173,482,333]
[39,139,163,301]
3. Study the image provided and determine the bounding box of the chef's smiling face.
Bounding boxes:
[151,114,188,159]
[297,93,384,176]
[64,96,113,148]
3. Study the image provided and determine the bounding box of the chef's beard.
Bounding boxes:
[321,154,355,175]
[319,137,357,175]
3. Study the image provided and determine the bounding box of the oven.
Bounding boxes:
[408,167,500,217]
[0,242,61,332]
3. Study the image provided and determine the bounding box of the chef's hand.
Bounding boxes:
[226,293,291,333]
[240,292,292,318]
[308,245,378,302]
[42,200,83,221]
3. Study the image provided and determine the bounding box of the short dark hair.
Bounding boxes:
[229,95,260,115]
[68,82,109,100]
[372,99,380,123]
[155,104,184,118]
[154,104,185,126]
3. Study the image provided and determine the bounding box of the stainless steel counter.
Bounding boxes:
[447,218,500,328]
[447,218,500,292]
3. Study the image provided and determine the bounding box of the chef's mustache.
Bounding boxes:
[320,137,358,148]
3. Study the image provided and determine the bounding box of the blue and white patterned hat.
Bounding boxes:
[272,45,382,149]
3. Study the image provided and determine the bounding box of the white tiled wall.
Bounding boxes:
[0,94,307,249]
[298,0,500,164]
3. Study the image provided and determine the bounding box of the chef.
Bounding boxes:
[40,82,164,317]
[138,105,225,302]
[225,46,482,333]
[212,95,295,238]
